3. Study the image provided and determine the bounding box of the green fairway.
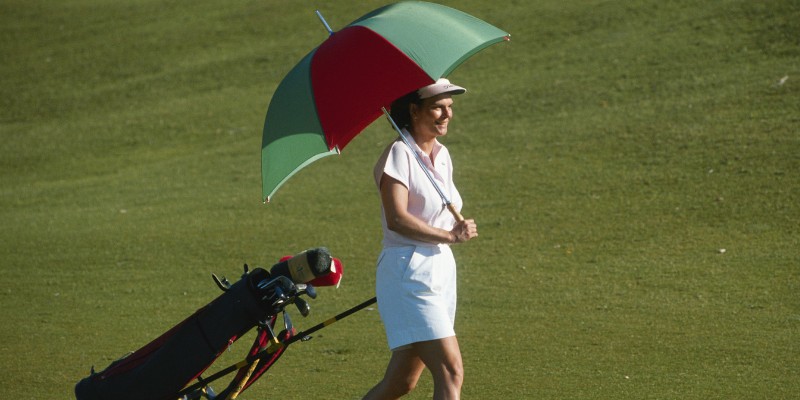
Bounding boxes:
[1,1,797,398]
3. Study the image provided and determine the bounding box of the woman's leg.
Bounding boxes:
[414,337,463,400]
[363,347,425,400]
[363,337,463,400]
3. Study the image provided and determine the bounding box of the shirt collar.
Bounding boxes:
[401,128,443,163]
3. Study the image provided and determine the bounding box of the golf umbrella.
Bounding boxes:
[261,1,510,203]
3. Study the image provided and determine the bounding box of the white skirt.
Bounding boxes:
[375,245,457,350]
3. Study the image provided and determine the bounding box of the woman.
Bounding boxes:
[364,79,479,400]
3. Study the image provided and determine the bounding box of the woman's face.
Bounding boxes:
[410,94,454,139]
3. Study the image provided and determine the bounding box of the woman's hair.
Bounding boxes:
[389,89,422,129]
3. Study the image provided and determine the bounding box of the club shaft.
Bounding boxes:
[287,296,377,345]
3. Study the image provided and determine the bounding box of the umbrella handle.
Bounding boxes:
[447,203,465,222]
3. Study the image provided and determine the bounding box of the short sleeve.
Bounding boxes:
[374,141,411,189]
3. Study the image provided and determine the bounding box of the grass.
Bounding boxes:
[1,0,798,398]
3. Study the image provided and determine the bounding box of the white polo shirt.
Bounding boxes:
[373,130,463,247]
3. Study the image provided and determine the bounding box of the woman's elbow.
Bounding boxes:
[385,212,412,234]
[385,216,403,233]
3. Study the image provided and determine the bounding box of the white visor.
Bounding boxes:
[417,78,467,99]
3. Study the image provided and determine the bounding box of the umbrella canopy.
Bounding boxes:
[261,1,509,202]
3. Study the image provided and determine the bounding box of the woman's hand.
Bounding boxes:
[450,219,478,243]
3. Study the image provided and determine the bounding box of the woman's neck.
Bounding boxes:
[408,129,436,156]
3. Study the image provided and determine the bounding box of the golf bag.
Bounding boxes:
[75,248,342,400]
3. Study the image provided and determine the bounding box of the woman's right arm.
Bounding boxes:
[379,174,476,244]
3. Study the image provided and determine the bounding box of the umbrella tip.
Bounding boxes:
[315,10,334,36]
[504,35,511,41]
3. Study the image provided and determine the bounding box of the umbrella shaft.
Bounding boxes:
[381,108,453,206]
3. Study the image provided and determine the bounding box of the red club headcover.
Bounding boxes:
[277,255,343,288]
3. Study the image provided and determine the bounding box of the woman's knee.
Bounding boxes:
[451,359,464,379]
[384,375,419,397]
[415,337,464,387]
[440,360,464,388]
[375,350,424,397]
